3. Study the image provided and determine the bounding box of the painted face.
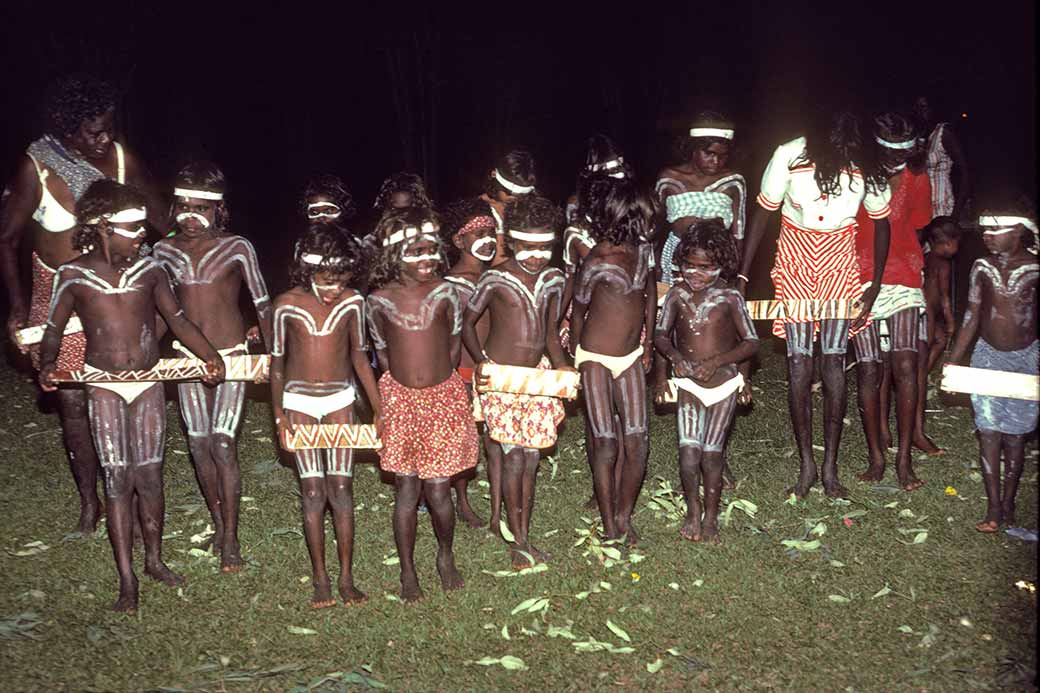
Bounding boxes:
[461,220,498,262]
[692,142,730,176]
[174,197,217,235]
[105,220,146,259]
[931,229,960,258]
[400,238,440,282]
[982,225,1024,256]
[311,269,349,304]
[680,248,721,292]
[68,108,115,161]
[511,230,554,274]
[306,195,341,222]
[389,191,413,210]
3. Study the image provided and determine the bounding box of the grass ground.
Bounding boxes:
[0,343,1035,692]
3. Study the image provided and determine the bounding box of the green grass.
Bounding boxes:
[0,343,1036,692]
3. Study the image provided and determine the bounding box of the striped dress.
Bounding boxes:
[926,123,955,218]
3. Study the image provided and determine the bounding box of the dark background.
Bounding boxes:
[1,1,1035,296]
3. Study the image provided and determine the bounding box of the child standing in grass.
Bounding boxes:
[270,223,381,608]
[945,213,1038,533]
[654,221,758,543]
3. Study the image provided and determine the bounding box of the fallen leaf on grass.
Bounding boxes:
[287,626,317,635]
[606,620,632,642]
[872,585,892,599]
[382,554,400,566]
[499,519,516,543]
[647,658,664,673]
[547,624,577,640]
[668,582,680,590]
[501,624,510,640]
[468,656,527,670]
[0,612,42,640]
[511,597,549,615]
[483,564,549,578]
[828,594,851,603]
[9,541,50,557]
[781,539,821,552]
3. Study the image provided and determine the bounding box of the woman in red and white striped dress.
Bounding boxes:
[738,110,891,499]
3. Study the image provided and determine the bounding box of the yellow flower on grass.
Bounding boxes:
[945,486,958,496]
[630,572,640,582]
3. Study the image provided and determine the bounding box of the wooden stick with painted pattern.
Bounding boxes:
[744,299,863,321]
[50,355,270,383]
[475,363,580,399]
[941,364,1039,401]
[282,424,382,450]
[14,317,84,348]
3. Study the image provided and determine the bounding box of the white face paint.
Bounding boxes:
[682,266,721,291]
[307,202,341,220]
[311,280,345,302]
[401,253,441,264]
[515,249,552,261]
[470,236,497,261]
[112,225,146,239]
[176,212,211,228]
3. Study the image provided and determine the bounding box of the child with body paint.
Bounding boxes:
[443,197,499,530]
[462,195,573,568]
[367,208,477,601]
[39,180,224,614]
[479,149,538,267]
[654,222,758,544]
[153,162,272,573]
[270,223,381,608]
[301,174,357,226]
[569,181,656,544]
[945,213,1038,533]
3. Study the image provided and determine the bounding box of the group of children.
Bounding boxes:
[24,116,1037,615]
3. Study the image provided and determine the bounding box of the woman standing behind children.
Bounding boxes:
[270,223,381,608]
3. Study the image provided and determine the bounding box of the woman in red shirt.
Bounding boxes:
[852,112,932,491]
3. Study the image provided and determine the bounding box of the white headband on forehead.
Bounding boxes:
[307,202,341,220]
[875,136,916,150]
[112,225,146,239]
[588,157,623,172]
[494,169,535,195]
[978,215,1039,234]
[689,127,734,140]
[86,207,147,225]
[301,253,344,265]
[382,221,437,247]
[508,229,555,243]
[401,253,441,264]
[174,187,224,201]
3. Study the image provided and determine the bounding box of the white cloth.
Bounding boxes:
[671,372,745,407]
[574,345,643,379]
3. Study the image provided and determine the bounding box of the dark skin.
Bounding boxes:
[462,233,574,568]
[945,226,1037,532]
[159,197,273,571]
[270,273,382,608]
[0,110,164,534]
[739,202,891,499]
[913,97,972,220]
[369,242,465,601]
[569,240,655,542]
[656,141,744,266]
[480,178,515,267]
[39,219,224,614]
[855,163,925,491]
[447,220,497,529]
[654,249,758,543]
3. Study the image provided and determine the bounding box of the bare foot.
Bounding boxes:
[823,481,849,499]
[509,545,534,570]
[311,578,336,609]
[436,550,465,591]
[112,577,139,614]
[622,522,641,547]
[400,570,424,602]
[880,429,892,451]
[527,543,552,563]
[912,434,944,455]
[220,541,244,573]
[898,474,925,492]
[786,468,818,499]
[679,514,702,542]
[76,502,102,535]
[144,561,185,587]
[583,494,598,510]
[338,577,367,605]
[1001,504,1017,528]
[201,524,225,557]
[856,466,886,482]
[975,518,1000,533]
[488,516,503,540]
[457,503,485,529]
[700,522,722,545]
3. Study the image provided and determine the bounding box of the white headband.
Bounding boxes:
[401,253,441,264]
[307,202,341,219]
[86,207,147,225]
[875,136,916,150]
[174,187,224,201]
[508,229,555,243]
[494,169,534,195]
[301,253,344,265]
[689,127,734,139]
[588,157,623,173]
[112,225,146,239]
[382,221,437,247]
[978,216,1039,234]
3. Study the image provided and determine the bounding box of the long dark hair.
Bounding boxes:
[675,219,739,281]
[590,181,655,247]
[797,110,886,196]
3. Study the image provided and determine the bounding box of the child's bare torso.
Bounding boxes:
[923,253,950,316]
[662,283,747,386]
[970,254,1038,351]
[154,234,265,349]
[54,255,163,371]
[368,279,459,387]
[575,242,650,355]
[470,263,564,367]
[274,287,363,384]
[446,267,486,371]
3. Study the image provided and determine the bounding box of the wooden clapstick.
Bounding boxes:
[15,317,83,347]
[282,424,382,450]
[941,364,1039,401]
[50,355,270,383]
[745,299,862,321]
[476,363,580,399]
[656,281,671,307]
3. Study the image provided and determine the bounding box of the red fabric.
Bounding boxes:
[28,253,86,371]
[855,170,930,287]
[378,371,478,479]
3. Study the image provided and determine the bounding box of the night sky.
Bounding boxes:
[1,2,1035,292]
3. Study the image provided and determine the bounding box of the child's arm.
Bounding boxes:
[153,270,224,385]
[737,206,773,296]
[545,291,571,370]
[691,293,761,382]
[653,291,690,373]
[237,239,274,349]
[448,289,463,369]
[37,269,76,392]
[642,256,658,370]
[938,258,955,343]
[461,282,491,364]
[269,303,292,443]
[349,305,382,432]
[365,297,390,373]
[852,218,891,331]
[946,260,984,365]
[569,263,590,358]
